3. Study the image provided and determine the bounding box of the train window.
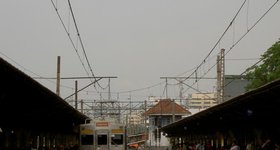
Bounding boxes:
[81,135,94,145]
[97,134,107,145]
[111,134,123,145]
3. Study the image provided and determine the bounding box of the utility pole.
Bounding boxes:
[75,80,78,109]
[129,93,132,116]
[178,80,184,106]
[165,78,168,98]
[172,99,175,123]
[217,55,221,103]
[221,49,225,103]
[56,56,61,96]
[217,49,225,104]
[160,77,169,99]
[81,99,83,113]
[144,100,147,150]
[108,78,111,100]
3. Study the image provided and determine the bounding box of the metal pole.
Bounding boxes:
[144,100,147,150]
[172,99,175,123]
[165,78,168,98]
[75,80,78,109]
[56,56,60,96]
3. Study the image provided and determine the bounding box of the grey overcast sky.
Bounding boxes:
[1,0,280,102]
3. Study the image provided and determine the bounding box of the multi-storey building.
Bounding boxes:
[187,92,217,114]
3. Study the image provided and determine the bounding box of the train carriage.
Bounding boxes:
[80,118,125,150]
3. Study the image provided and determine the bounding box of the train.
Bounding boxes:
[79,117,126,150]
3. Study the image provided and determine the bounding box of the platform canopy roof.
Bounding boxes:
[161,77,280,137]
[0,57,88,132]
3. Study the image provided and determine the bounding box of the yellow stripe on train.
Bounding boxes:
[111,129,124,133]
[81,129,94,134]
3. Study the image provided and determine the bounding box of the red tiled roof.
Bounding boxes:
[143,99,191,116]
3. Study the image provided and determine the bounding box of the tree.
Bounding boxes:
[245,39,280,91]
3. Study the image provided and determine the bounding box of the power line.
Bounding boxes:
[51,0,108,92]
[67,0,110,91]
[181,0,279,94]
[117,82,163,94]
[115,0,276,100]
[225,0,279,56]
[153,0,249,97]
[67,0,96,80]
[183,0,278,94]
[221,0,279,89]
[49,0,279,100]
[33,76,117,80]
[50,0,90,78]
[182,0,248,82]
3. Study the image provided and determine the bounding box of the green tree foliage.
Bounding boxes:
[245,39,280,91]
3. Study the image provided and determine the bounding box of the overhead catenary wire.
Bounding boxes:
[50,0,108,99]
[49,0,279,101]
[182,0,279,94]
[50,0,236,97]
[40,0,165,100]
[155,0,249,97]
[84,0,277,99]
[225,0,279,56]
[117,82,164,94]
[50,0,90,79]
[2,0,279,106]
[67,0,94,80]
[51,0,106,97]
[215,0,279,91]
[67,0,108,90]
[51,0,106,88]
[182,0,248,83]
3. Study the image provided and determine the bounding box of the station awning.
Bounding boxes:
[0,57,89,132]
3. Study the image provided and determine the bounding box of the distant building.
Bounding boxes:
[143,99,191,150]
[128,114,142,125]
[186,75,249,114]
[187,92,217,114]
[224,75,249,101]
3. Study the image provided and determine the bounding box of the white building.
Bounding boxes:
[187,92,217,114]
[128,114,142,125]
